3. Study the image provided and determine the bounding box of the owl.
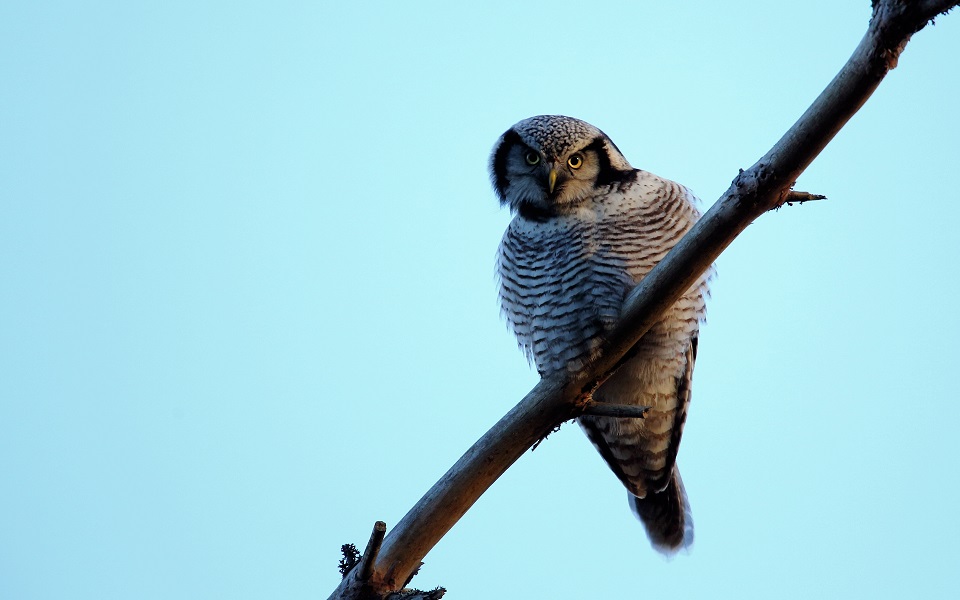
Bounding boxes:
[492,115,710,554]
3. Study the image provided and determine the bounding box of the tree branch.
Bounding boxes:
[329,2,958,597]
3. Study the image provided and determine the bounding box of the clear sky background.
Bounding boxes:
[2,2,959,599]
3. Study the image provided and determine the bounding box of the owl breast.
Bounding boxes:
[496,170,707,377]
[498,207,634,374]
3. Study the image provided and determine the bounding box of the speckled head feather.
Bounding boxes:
[515,115,599,158]
[490,115,634,216]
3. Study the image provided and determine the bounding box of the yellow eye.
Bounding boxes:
[567,154,583,169]
[524,151,540,166]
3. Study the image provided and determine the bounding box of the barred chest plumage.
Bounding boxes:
[497,167,707,374]
[498,190,659,376]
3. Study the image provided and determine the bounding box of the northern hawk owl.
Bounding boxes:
[493,115,710,554]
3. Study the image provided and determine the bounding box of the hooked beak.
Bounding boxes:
[548,168,558,194]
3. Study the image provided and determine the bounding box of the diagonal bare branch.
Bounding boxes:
[329,1,959,597]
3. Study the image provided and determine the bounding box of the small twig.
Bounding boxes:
[358,521,387,581]
[776,189,827,209]
[580,402,651,419]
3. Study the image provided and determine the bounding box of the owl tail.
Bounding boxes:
[629,466,694,554]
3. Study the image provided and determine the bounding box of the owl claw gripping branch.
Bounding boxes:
[492,115,711,554]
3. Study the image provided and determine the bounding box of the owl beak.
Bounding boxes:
[548,168,558,194]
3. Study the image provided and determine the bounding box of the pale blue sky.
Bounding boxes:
[2,2,959,599]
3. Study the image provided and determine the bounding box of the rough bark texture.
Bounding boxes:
[329,2,959,597]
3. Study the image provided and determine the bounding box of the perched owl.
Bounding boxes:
[492,115,710,554]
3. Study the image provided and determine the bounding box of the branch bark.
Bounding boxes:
[329,2,959,597]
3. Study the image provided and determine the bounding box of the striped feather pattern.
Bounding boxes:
[497,166,710,553]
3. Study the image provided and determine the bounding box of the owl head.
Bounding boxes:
[490,115,634,219]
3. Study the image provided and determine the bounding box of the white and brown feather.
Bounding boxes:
[493,115,710,553]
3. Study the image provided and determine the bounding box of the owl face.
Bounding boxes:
[490,115,634,219]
